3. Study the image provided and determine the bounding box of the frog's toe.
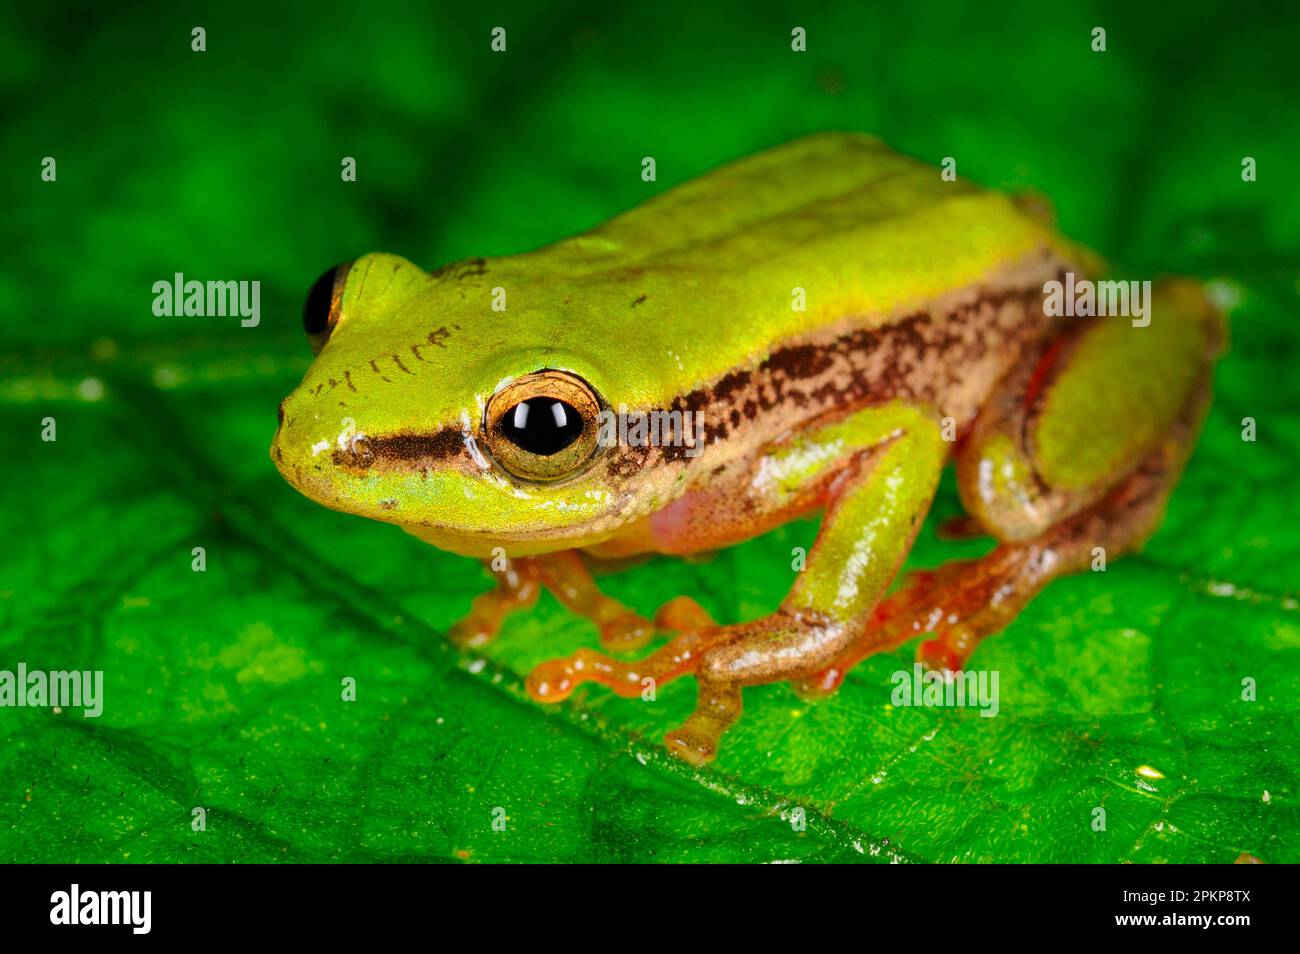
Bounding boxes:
[789,576,954,700]
[447,583,539,648]
[587,593,712,652]
[664,677,743,766]
[790,666,849,702]
[597,612,655,652]
[935,514,987,542]
[526,626,726,705]
[664,726,718,766]
[525,648,635,702]
[445,558,542,648]
[447,617,493,649]
[653,595,716,632]
[916,623,979,673]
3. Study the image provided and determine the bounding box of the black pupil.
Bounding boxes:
[500,398,584,456]
[303,265,339,334]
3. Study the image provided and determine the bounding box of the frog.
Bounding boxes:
[271,132,1224,766]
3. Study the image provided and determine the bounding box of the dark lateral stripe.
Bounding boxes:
[646,281,1053,465]
[333,429,467,471]
[334,278,1055,477]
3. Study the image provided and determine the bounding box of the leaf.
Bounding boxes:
[2,0,1297,863]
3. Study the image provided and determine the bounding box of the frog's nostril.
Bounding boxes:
[277,401,286,426]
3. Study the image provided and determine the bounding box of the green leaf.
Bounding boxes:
[2,0,1297,863]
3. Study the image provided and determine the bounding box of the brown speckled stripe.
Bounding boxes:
[332,430,468,472]
[637,280,1061,472]
[335,276,1064,479]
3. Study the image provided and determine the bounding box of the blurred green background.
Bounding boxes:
[1,0,1298,862]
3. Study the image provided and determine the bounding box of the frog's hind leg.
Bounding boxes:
[797,419,1202,688]
[449,550,656,651]
[796,279,1223,688]
[956,278,1223,542]
[914,424,1201,672]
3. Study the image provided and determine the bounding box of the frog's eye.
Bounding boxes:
[483,370,604,483]
[302,263,352,354]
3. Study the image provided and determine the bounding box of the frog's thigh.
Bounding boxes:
[919,407,1210,674]
[958,279,1222,543]
[801,378,1214,686]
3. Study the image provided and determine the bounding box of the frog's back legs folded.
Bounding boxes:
[922,403,1208,671]
[797,279,1223,687]
[957,278,1225,543]
[798,398,1208,690]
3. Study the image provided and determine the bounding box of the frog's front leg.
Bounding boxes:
[449,550,655,650]
[527,402,947,765]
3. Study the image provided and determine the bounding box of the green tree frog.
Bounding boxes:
[272,133,1223,765]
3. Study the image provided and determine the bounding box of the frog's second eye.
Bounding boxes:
[303,263,351,355]
[484,370,604,483]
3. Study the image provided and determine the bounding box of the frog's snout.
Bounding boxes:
[269,408,295,483]
[270,395,397,522]
[269,396,330,502]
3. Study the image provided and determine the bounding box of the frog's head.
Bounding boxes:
[271,253,672,557]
